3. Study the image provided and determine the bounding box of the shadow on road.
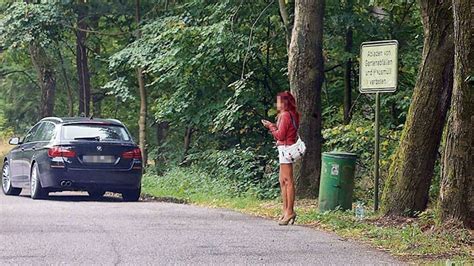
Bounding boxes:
[17,191,187,204]
[19,192,124,203]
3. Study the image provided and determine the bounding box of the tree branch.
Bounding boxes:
[324,63,344,72]
[241,0,275,79]
[62,23,133,37]
[231,0,244,33]
[278,0,292,50]
[0,70,41,90]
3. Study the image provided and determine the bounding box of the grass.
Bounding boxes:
[142,167,474,264]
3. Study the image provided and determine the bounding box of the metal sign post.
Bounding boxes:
[359,40,398,212]
[374,92,380,211]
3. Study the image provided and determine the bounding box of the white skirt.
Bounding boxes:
[277,145,293,164]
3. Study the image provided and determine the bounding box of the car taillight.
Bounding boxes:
[48,146,76,158]
[122,148,142,160]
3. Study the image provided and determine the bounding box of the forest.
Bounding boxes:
[0,0,472,233]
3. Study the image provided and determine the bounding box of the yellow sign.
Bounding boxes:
[359,40,398,93]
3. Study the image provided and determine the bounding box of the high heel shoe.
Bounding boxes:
[290,214,297,225]
[278,213,297,226]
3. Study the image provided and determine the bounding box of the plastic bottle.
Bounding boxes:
[355,202,365,220]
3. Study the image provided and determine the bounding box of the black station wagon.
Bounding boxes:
[2,117,142,201]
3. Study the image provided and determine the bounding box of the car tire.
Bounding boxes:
[30,163,47,200]
[2,162,22,196]
[87,189,106,200]
[122,187,141,202]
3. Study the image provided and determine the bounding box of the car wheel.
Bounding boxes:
[30,163,47,200]
[2,162,22,196]
[87,189,106,200]
[122,187,141,202]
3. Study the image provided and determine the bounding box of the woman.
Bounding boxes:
[262,91,299,226]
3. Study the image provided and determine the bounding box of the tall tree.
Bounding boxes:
[278,0,292,50]
[0,2,64,119]
[438,0,474,227]
[57,47,74,117]
[343,0,353,125]
[155,121,169,171]
[76,0,91,116]
[136,0,148,167]
[29,43,56,117]
[182,126,194,163]
[24,0,57,118]
[382,0,454,215]
[288,0,325,197]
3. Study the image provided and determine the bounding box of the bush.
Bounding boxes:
[186,146,280,199]
[323,119,401,203]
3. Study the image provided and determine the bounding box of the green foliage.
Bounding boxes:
[0,2,67,49]
[142,167,239,201]
[187,147,280,199]
[0,1,138,131]
[0,2,70,128]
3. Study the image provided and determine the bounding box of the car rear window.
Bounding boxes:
[61,124,132,142]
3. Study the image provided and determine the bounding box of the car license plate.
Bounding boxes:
[82,155,116,164]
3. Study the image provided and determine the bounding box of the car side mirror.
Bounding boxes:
[8,137,21,145]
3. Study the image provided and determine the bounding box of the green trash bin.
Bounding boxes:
[318,151,357,212]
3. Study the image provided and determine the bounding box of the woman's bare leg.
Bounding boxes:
[286,164,295,216]
[279,164,288,217]
[281,163,295,217]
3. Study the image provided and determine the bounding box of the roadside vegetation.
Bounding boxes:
[141,168,473,263]
[0,141,9,163]
[0,116,14,162]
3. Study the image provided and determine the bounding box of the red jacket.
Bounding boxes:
[269,111,298,146]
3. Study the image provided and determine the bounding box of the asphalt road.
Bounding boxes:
[0,191,401,265]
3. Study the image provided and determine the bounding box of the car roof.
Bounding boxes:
[40,117,124,126]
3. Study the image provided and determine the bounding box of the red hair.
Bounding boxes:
[277,91,300,124]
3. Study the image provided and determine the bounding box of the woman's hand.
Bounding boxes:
[261,119,273,128]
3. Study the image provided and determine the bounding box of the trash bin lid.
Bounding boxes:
[322,151,357,159]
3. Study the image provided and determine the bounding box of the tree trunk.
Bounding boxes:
[438,0,474,227]
[343,0,354,125]
[90,14,102,118]
[29,44,56,118]
[92,93,105,117]
[343,26,353,124]
[92,96,101,117]
[137,67,147,166]
[136,0,148,168]
[155,121,169,169]
[288,0,325,197]
[382,0,454,216]
[76,0,91,116]
[182,127,193,163]
[57,48,74,117]
[278,0,292,51]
